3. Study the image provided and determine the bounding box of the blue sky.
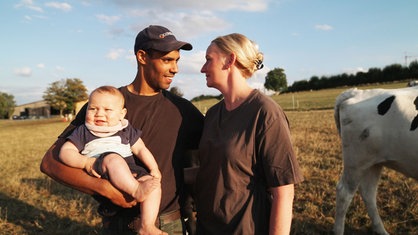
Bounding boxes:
[1,0,418,105]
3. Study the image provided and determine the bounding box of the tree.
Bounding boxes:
[0,92,16,119]
[408,60,418,78]
[64,78,89,113]
[43,78,88,116]
[264,67,287,93]
[169,86,184,97]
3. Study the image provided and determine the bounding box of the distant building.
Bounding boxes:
[12,99,88,120]
[12,100,58,119]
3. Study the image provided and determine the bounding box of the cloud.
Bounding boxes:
[248,67,268,90]
[45,2,72,12]
[50,66,65,78]
[96,14,121,25]
[105,27,125,38]
[177,11,231,37]
[80,1,92,7]
[37,63,45,69]
[14,0,43,12]
[217,0,268,11]
[315,24,333,31]
[55,66,65,72]
[126,54,136,65]
[3,85,46,105]
[24,14,48,21]
[127,10,230,39]
[179,51,206,74]
[96,1,262,41]
[175,0,267,11]
[343,67,367,75]
[106,48,126,60]
[14,67,32,77]
[109,0,268,12]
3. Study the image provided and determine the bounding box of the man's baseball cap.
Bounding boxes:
[134,25,193,54]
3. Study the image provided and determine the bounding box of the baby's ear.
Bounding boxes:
[121,108,127,119]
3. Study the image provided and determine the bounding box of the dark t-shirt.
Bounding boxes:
[196,90,304,234]
[59,87,204,214]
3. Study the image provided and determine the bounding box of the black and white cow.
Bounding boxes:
[333,87,418,235]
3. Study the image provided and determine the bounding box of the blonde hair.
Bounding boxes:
[211,33,264,78]
[90,85,125,107]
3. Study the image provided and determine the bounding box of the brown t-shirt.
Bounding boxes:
[60,87,204,214]
[196,90,303,234]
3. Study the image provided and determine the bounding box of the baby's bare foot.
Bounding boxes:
[138,225,168,235]
[133,177,159,202]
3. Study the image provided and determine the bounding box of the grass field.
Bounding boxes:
[192,81,408,113]
[0,82,416,234]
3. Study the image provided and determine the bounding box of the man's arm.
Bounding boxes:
[40,137,137,208]
[183,150,200,184]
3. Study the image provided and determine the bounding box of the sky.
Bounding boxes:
[1,0,418,105]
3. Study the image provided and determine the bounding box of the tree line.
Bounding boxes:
[286,61,418,92]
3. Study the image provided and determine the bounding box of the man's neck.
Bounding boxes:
[127,81,160,96]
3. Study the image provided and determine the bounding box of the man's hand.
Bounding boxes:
[149,168,162,181]
[84,157,101,178]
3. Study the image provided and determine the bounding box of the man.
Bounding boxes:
[40,25,204,235]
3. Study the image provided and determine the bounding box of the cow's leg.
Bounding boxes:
[358,165,388,235]
[334,168,362,235]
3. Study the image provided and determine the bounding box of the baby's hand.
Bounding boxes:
[84,157,101,178]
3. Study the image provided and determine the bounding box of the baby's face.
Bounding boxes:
[85,92,125,127]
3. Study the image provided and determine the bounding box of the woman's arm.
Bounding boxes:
[269,184,295,235]
[40,137,137,208]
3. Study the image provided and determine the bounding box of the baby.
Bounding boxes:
[59,85,166,235]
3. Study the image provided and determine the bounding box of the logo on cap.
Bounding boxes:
[159,32,174,39]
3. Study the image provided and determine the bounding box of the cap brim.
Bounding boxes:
[179,42,193,51]
[157,41,193,52]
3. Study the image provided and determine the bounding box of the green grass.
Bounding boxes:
[272,81,408,111]
[191,81,410,113]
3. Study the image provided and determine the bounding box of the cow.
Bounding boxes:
[333,86,418,235]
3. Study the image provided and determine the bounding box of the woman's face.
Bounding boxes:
[201,43,228,89]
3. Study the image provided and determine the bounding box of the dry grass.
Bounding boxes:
[0,82,416,234]
[0,118,102,235]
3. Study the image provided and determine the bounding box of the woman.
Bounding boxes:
[195,33,304,235]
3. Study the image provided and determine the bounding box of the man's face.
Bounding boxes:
[143,50,181,91]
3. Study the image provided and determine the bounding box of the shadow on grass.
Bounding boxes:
[290,216,376,235]
[0,191,99,235]
[0,177,102,234]
[23,177,95,203]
